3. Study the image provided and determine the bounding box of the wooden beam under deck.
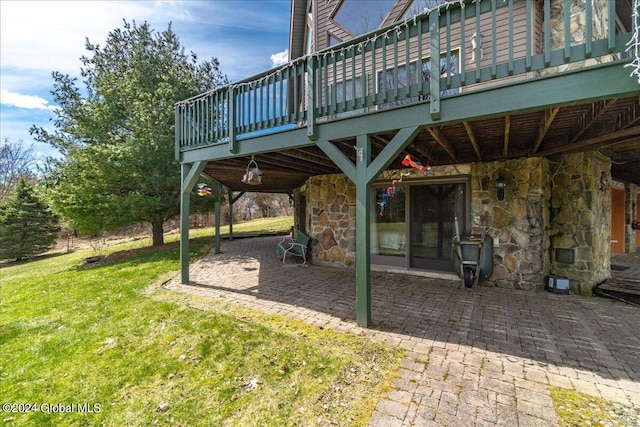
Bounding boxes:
[463,121,482,161]
[532,108,560,153]
[427,127,457,161]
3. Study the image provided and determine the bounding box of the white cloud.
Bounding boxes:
[270,49,289,67]
[0,1,186,76]
[0,88,57,110]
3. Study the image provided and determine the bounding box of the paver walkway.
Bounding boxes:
[165,236,640,426]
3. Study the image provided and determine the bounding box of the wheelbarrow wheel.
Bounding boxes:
[463,267,474,288]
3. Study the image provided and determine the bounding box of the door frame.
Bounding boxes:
[371,175,471,271]
[611,186,625,254]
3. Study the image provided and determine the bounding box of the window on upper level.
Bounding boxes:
[328,34,341,47]
[333,0,396,37]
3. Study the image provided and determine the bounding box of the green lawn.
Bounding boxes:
[0,217,402,426]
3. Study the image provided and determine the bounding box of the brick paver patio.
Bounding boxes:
[165,236,640,426]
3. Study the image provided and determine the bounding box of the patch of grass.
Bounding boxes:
[0,217,401,426]
[550,386,617,427]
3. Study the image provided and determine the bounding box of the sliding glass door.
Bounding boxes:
[410,183,466,270]
[372,179,468,271]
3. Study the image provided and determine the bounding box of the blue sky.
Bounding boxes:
[0,0,292,159]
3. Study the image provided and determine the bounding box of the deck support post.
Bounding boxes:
[228,191,245,241]
[214,182,222,254]
[317,126,420,327]
[228,188,234,241]
[354,134,372,327]
[180,161,207,284]
[429,10,441,120]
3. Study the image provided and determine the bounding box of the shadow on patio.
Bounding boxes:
[165,235,640,412]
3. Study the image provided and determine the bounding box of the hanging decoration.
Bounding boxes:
[241,155,263,185]
[401,154,431,173]
[625,0,640,84]
[378,187,394,217]
[392,172,410,187]
[378,171,410,216]
[197,184,212,196]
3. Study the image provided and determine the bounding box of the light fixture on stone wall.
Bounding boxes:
[289,194,294,206]
[496,173,506,201]
[599,171,609,191]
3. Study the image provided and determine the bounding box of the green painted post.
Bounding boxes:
[229,87,237,153]
[544,0,551,66]
[355,134,371,328]
[174,104,181,160]
[214,183,221,254]
[526,0,532,70]
[564,0,571,61]
[585,0,592,57]
[180,163,191,284]
[607,0,615,52]
[307,55,317,140]
[228,188,234,241]
[429,10,441,120]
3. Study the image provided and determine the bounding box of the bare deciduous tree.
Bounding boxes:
[0,138,37,202]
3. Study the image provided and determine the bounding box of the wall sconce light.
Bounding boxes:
[496,174,506,201]
[599,171,609,191]
[289,194,294,206]
[471,32,483,62]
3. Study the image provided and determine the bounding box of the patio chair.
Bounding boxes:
[277,231,312,266]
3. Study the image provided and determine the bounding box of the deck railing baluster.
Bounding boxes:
[418,17,425,94]
[544,0,551,66]
[175,0,631,151]
[459,3,466,85]
[526,0,532,71]
[475,1,481,82]
[369,36,376,108]
[341,50,347,113]
[564,0,571,61]
[393,34,399,100]
[229,87,236,153]
[429,9,440,120]
[491,0,497,78]
[508,0,514,75]
[405,22,411,99]
[446,8,452,89]
[607,0,615,52]
[382,38,388,103]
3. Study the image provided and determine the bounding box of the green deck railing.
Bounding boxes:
[175,0,632,156]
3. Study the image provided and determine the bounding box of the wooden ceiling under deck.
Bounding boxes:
[203,94,640,192]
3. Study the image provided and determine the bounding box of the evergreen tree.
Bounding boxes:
[32,20,226,246]
[0,179,60,261]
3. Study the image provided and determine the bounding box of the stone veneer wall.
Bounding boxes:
[305,174,357,266]
[548,151,611,294]
[543,0,612,75]
[304,165,472,267]
[300,152,612,294]
[471,158,550,291]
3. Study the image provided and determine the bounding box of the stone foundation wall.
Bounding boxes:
[471,158,550,291]
[305,174,357,266]
[300,152,613,294]
[548,151,611,294]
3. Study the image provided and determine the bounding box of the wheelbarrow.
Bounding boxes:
[451,217,493,288]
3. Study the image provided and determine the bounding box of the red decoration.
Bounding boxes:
[401,154,431,173]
